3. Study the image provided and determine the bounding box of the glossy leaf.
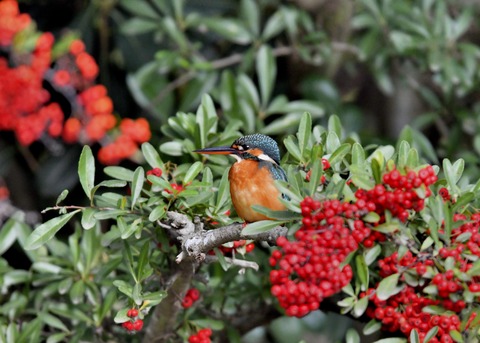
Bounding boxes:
[202,18,252,44]
[215,168,231,211]
[0,219,19,255]
[25,210,80,250]
[141,142,164,168]
[297,112,312,157]
[81,208,97,230]
[55,190,69,206]
[103,166,134,181]
[137,241,150,282]
[355,254,369,290]
[283,135,302,162]
[376,273,401,301]
[242,220,285,235]
[131,167,145,210]
[78,145,95,200]
[184,162,203,185]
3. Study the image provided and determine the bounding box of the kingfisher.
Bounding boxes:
[194,134,287,223]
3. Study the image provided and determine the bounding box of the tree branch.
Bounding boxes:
[160,212,287,263]
[141,259,197,343]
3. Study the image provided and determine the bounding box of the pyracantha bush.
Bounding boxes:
[0,0,150,164]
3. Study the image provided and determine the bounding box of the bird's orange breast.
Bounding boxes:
[228,160,285,222]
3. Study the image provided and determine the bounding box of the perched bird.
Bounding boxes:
[194,134,287,223]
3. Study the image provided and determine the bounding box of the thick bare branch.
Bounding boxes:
[162,212,287,262]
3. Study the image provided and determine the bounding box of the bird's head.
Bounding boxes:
[194,134,281,164]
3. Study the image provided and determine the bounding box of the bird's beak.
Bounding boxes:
[194,146,238,155]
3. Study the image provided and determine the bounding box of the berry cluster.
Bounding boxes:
[0,0,151,165]
[182,288,200,308]
[270,164,445,326]
[188,328,212,343]
[360,193,480,341]
[270,197,371,317]
[121,308,143,332]
[364,287,461,342]
[356,166,437,223]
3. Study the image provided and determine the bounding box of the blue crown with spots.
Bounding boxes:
[232,134,281,164]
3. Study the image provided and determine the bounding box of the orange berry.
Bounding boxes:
[62,117,82,143]
[69,39,85,55]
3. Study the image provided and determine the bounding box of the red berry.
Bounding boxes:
[122,321,134,331]
[132,319,144,331]
[128,308,139,317]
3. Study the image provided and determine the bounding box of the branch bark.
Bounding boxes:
[162,212,287,262]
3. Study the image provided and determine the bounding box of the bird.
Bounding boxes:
[194,134,288,223]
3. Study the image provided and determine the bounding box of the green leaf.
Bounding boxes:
[363,212,380,223]
[410,329,420,343]
[372,339,407,343]
[81,208,97,230]
[24,210,80,250]
[242,220,285,235]
[346,328,361,343]
[113,280,133,298]
[202,18,252,44]
[215,168,231,211]
[329,143,351,167]
[376,273,401,301]
[240,0,259,36]
[262,9,285,40]
[184,162,203,184]
[364,245,381,265]
[0,219,19,255]
[190,318,225,330]
[424,327,439,343]
[69,280,85,304]
[103,166,134,181]
[449,331,463,343]
[149,205,166,222]
[46,333,69,343]
[443,159,461,190]
[251,206,300,221]
[283,136,302,162]
[97,290,116,324]
[137,241,150,282]
[363,319,381,335]
[308,158,323,196]
[297,112,312,157]
[141,142,163,168]
[42,313,69,332]
[121,18,159,35]
[55,190,69,206]
[78,146,95,200]
[131,167,145,210]
[372,223,399,234]
[328,115,343,137]
[353,296,369,318]
[256,45,276,107]
[351,143,365,166]
[133,283,143,305]
[326,131,341,154]
[17,318,43,343]
[160,141,184,156]
[355,255,369,290]
[142,290,167,306]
